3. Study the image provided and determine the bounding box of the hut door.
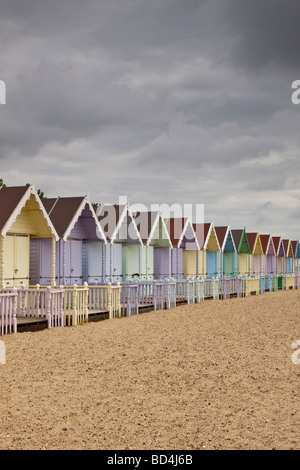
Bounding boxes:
[14,236,30,287]
[88,242,103,284]
[39,238,53,286]
[70,240,82,285]
[4,235,29,288]
[3,235,15,288]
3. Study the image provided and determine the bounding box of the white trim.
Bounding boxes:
[62,195,107,243]
[1,185,59,241]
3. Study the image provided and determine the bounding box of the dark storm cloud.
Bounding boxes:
[1,0,300,238]
[221,0,300,71]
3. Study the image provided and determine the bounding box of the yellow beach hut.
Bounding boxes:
[193,223,220,278]
[0,185,59,289]
[246,232,264,275]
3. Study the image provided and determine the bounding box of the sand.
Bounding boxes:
[0,290,300,450]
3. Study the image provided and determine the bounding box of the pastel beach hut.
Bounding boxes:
[215,226,237,277]
[231,228,251,276]
[97,204,143,283]
[193,223,220,278]
[246,232,264,275]
[291,240,300,274]
[282,239,293,274]
[134,211,172,280]
[272,236,285,275]
[30,195,106,286]
[165,217,200,279]
[260,235,276,274]
[0,185,59,289]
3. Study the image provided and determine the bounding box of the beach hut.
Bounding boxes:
[134,211,172,280]
[231,229,251,276]
[98,204,142,283]
[0,185,59,289]
[215,226,237,277]
[272,237,285,274]
[282,239,293,274]
[193,223,220,278]
[30,195,106,286]
[165,218,200,279]
[260,235,276,274]
[246,232,264,275]
[291,240,300,274]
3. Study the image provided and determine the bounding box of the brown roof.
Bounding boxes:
[291,240,297,256]
[272,236,281,253]
[42,196,85,238]
[260,235,270,254]
[192,223,212,249]
[0,186,29,232]
[165,217,188,246]
[246,232,258,253]
[214,226,228,250]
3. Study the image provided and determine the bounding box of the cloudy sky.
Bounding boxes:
[1,0,300,238]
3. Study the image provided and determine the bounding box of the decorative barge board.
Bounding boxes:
[246,232,263,275]
[193,223,220,278]
[282,239,293,274]
[134,211,172,280]
[215,226,237,277]
[231,229,251,276]
[272,237,285,275]
[32,195,106,286]
[0,185,59,289]
[98,204,142,283]
[260,235,276,275]
[165,218,199,279]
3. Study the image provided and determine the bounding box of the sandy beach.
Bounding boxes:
[1,290,300,450]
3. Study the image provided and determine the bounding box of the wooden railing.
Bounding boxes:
[0,290,18,335]
[1,286,64,331]
[88,283,121,320]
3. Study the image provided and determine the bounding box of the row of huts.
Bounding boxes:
[0,185,299,289]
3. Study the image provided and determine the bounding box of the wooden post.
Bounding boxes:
[72,284,78,326]
[51,236,56,288]
[46,286,52,328]
[83,281,89,321]
[0,235,5,289]
[102,242,106,284]
[107,282,112,319]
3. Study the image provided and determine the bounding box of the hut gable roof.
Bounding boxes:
[272,236,281,255]
[0,185,59,240]
[133,211,171,247]
[192,223,220,251]
[214,226,228,252]
[291,240,298,258]
[165,217,199,249]
[231,229,250,254]
[282,239,293,258]
[246,232,263,255]
[98,204,142,245]
[42,195,106,242]
[0,186,30,233]
[260,235,270,254]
